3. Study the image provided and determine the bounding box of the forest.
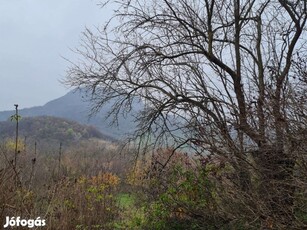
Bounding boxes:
[0,115,215,229]
[2,0,307,229]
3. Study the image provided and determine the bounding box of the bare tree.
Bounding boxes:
[65,0,307,228]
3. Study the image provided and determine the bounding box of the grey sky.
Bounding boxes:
[0,0,109,111]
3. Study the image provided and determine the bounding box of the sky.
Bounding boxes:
[0,0,111,111]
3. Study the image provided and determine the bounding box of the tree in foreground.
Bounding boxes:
[65,0,307,228]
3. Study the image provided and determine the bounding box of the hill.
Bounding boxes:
[0,89,141,139]
[0,116,113,144]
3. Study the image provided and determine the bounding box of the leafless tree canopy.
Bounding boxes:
[65,0,307,228]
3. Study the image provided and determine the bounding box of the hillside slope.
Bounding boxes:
[0,90,141,139]
[0,116,113,144]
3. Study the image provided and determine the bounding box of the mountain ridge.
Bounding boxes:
[0,89,140,139]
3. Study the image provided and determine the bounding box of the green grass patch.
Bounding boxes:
[117,193,136,208]
[112,193,146,229]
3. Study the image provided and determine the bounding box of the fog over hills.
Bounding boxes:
[0,90,141,139]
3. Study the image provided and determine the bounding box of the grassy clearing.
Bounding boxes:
[113,193,146,229]
[117,193,136,208]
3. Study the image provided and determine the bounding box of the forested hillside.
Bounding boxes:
[0,116,112,144]
[0,89,141,139]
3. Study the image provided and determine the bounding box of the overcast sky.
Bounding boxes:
[0,0,110,111]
